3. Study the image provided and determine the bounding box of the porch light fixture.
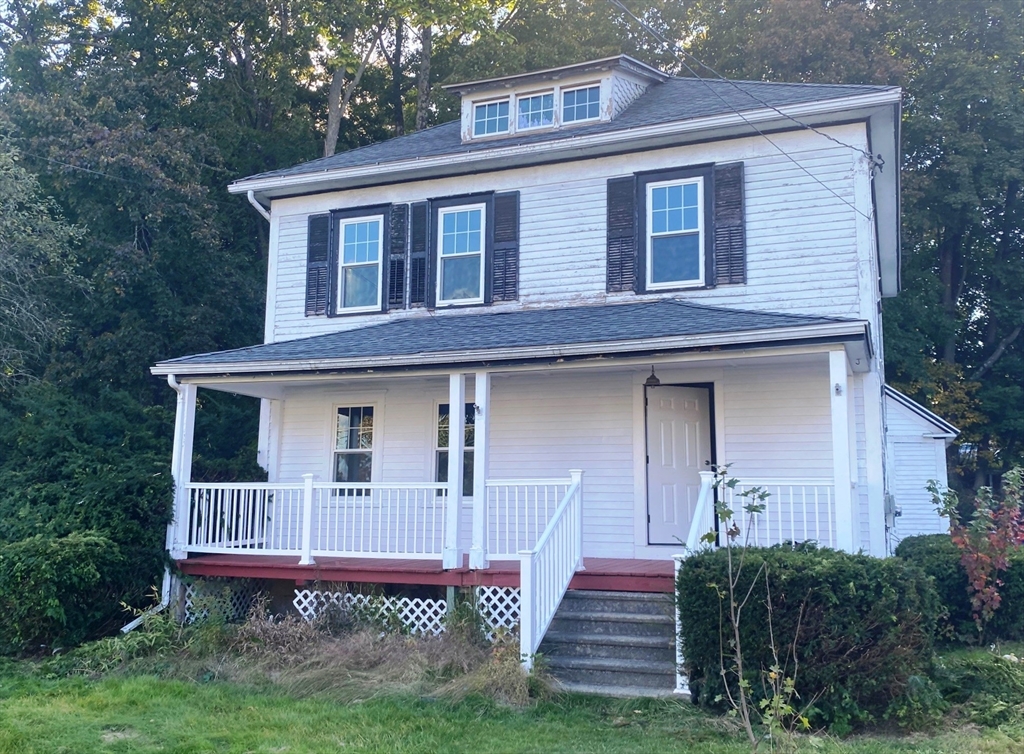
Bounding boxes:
[644,366,661,387]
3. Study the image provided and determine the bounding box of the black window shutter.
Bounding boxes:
[305,214,332,316]
[491,191,520,301]
[606,176,638,293]
[388,204,409,308]
[409,201,429,306]
[713,162,746,285]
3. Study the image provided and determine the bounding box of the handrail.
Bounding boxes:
[683,471,716,553]
[518,470,584,671]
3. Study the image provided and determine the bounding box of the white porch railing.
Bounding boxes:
[724,479,836,549]
[311,483,447,559]
[486,479,570,557]
[184,479,447,561]
[518,470,584,671]
[186,482,306,556]
[680,478,837,553]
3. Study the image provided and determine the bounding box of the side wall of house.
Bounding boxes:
[266,123,877,343]
[886,396,949,546]
[269,354,870,559]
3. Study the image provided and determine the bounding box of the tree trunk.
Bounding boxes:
[938,230,963,364]
[415,24,432,131]
[324,25,357,158]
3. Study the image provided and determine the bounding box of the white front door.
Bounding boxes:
[646,386,712,545]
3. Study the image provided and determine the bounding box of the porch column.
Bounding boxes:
[167,376,197,560]
[443,372,466,569]
[470,371,490,570]
[829,350,855,552]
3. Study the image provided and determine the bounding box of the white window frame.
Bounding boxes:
[472,97,511,137]
[335,213,384,313]
[515,89,556,132]
[434,401,475,498]
[436,203,487,306]
[561,84,602,124]
[645,177,706,290]
[330,404,378,484]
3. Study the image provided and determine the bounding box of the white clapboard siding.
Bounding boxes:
[885,393,950,543]
[264,358,867,559]
[266,124,870,343]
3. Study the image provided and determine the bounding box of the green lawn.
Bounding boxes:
[0,670,1021,754]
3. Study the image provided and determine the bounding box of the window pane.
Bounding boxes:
[342,220,380,266]
[335,452,372,483]
[440,208,482,257]
[473,101,509,135]
[336,409,351,450]
[651,234,701,284]
[435,449,475,496]
[563,86,600,122]
[438,403,475,447]
[343,265,378,308]
[441,255,481,300]
[517,93,554,129]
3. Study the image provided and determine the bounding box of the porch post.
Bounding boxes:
[829,350,855,552]
[167,376,197,560]
[470,371,490,570]
[443,372,466,570]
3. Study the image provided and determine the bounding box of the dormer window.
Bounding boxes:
[473,100,510,136]
[562,85,601,123]
[517,92,554,130]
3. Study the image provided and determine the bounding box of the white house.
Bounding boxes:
[152,56,954,695]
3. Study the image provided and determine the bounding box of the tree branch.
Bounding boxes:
[971,324,1023,381]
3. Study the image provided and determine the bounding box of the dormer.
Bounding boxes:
[444,55,669,143]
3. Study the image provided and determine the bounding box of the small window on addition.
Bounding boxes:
[436,403,474,497]
[334,406,373,483]
[562,85,601,123]
[647,178,704,288]
[473,100,510,136]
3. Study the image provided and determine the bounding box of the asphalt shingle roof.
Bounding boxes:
[158,299,857,371]
[236,77,893,184]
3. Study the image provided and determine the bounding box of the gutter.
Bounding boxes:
[247,190,271,222]
[151,321,872,377]
[121,567,172,633]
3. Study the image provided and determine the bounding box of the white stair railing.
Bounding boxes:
[683,471,717,553]
[724,479,836,549]
[518,470,584,671]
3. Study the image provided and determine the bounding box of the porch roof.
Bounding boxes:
[152,299,872,378]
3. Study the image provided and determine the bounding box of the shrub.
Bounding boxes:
[897,534,1024,643]
[677,544,942,733]
[0,532,126,654]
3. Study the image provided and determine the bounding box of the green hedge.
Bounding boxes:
[896,534,1024,642]
[677,544,941,733]
[0,533,126,654]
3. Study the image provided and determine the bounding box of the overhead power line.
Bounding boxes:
[608,0,881,222]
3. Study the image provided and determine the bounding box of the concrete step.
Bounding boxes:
[559,590,675,617]
[548,610,675,638]
[555,680,678,699]
[545,656,675,691]
[540,631,676,662]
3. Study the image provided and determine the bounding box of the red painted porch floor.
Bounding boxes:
[178,554,676,593]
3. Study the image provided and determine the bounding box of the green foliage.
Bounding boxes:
[677,544,942,733]
[897,534,1024,643]
[0,533,125,654]
[932,648,1024,729]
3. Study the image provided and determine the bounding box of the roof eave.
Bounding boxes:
[441,55,669,95]
[152,321,872,379]
[227,89,902,199]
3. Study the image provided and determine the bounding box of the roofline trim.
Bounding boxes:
[441,55,669,94]
[227,89,901,195]
[884,385,960,436]
[152,321,870,377]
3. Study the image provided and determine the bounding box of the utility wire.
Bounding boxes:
[609,0,878,222]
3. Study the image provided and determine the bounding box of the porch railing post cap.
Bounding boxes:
[302,473,315,480]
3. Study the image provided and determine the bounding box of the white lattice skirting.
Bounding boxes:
[292,586,521,639]
[184,578,263,623]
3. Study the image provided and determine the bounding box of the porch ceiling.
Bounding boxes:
[152,299,871,384]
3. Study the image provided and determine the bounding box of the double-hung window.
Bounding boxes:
[473,100,509,136]
[562,85,601,123]
[436,403,474,497]
[437,204,486,305]
[646,177,705,288]
[517,92,554,130]
[334,406,374,483]
[337,215,383,311]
